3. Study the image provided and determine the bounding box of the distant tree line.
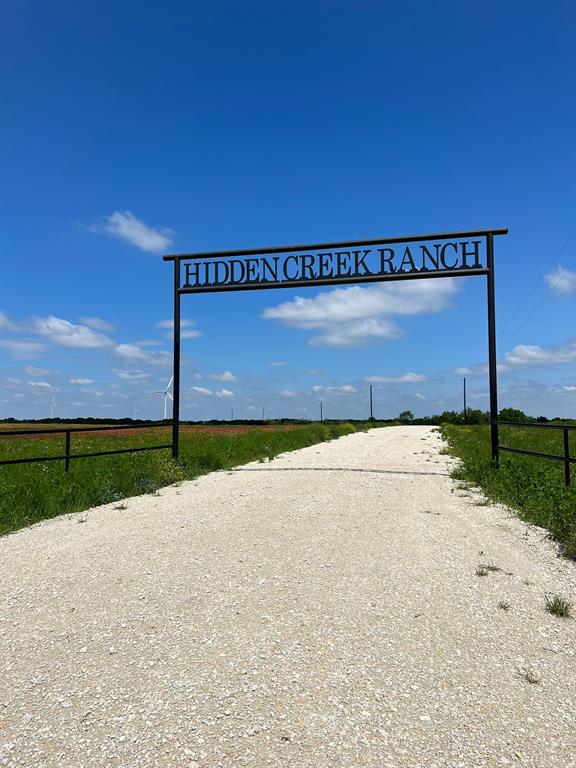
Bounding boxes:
[393,407,574,425]
[1,408,573,427]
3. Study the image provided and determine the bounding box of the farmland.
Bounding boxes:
[442,423,576,558]
[0,421,369,535]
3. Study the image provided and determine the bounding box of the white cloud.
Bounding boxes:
[263,279,458,348]
[207,371,237,382]
[32,316,113,349]
[69,378,94,385]
[113,344,171,366]
[190,386,213,396]
[309,319,401,348]
[562,385,576,392]
[312,385,357,394]
[0,311,18,331]
[545,266,576,296]
[156,318,201,340]
[456,338,576,379]
[24,366,54,377]
[189,385,234,398]
[115,370,151,381]
[269,361,287,367]
[96,211,174,254]
[80,316,115,332]
[366,372,427,384]
[0,340,47,359]
[80,388,104,397]
[503,339,576,368]
[27,381,59,391]
[279,389,298,397]
[415,393,426,400]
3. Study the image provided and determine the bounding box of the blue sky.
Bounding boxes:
[1,0,575,421]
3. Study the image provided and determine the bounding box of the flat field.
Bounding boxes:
[0,422,365,535]
[442,423,576,558]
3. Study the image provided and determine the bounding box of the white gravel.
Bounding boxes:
[1,426,575,768]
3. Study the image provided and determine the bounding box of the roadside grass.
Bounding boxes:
[0,422,370,536]
[441,425,576,559]
[544,594,573,619]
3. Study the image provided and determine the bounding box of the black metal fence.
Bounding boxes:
[0,423,172,472]
[496,421,576,487]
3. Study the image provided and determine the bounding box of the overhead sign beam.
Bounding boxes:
[164,228,508,461]
[164,229,507,294]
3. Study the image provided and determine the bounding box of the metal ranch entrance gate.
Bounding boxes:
[164,228,508,460]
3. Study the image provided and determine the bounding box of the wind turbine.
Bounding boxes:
[50,397,56,419]
[148,376,174,420]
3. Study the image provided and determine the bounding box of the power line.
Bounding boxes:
[500,223,576,341]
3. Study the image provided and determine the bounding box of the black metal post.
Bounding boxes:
[563,429,571,487]
[369,385,374,420]
[486,234,499,464]
[65,430,71,472]
[320,401,323,422]
[172,259,181,460]
[463,377,467,424]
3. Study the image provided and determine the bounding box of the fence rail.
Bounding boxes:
[496,420,576,487]
[0,423,172,471]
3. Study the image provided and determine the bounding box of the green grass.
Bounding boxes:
[544,594,573,619]
[441,424,576,559]
[0,422,371,536]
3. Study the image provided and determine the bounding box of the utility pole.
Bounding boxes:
[262,406,265,422]
[231,408,234,422]
[320,401,323,422]
[369,385,374,421]
[463,377,467,424]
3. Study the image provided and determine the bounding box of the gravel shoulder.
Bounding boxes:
[1,426,575,768]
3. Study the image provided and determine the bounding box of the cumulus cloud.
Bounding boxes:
[456,338,576,378]
[94,211,174,254]
[279,389,298,397]
[69,378,94,385]
[0,311,18,331]
[115,370,150,381]
[156,318,201,340]
[80,316,115,332]
[190,386,213,396]
[366,372,427,384]
[310,319,401,348]
[0,340,47,359]
[28,381,57,390]
[80,388,104,397]
[190,386,234,398]
[545,266,576,296]
[263,279,458,348]
[312,385,357,394]
[207,371,237,382]
[503,339,576,368]
[32,316,113,349]
[25,366,54,377]
[113,344,171,366]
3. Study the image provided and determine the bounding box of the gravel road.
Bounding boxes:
[1,426,575,768]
